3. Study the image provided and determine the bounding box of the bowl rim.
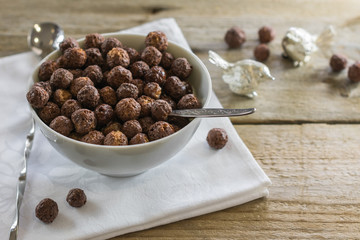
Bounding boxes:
[29,32,212,149]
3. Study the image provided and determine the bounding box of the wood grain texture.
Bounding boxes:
[112,124,360,239]
[1,0,360,123]
[1,0,360,239]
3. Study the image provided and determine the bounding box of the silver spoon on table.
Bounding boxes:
[9,22,64,240]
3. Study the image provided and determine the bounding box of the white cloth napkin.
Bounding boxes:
[0,18,271,240]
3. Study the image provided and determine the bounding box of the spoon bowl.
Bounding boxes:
[27,22,64,58]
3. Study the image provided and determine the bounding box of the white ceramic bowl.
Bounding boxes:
[29,33,212,177]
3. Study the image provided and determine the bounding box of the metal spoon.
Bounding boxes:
[27,22,64,58]
[9,22,64,240]
[169,108,255,118]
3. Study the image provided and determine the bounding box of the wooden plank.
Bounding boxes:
[110,124,360,239]
[1,1,360,123]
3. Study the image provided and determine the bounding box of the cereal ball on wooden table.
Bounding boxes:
[254,44,270,62]
[224,26,246,48]
[258,26,275,43]
[329,54,347,72]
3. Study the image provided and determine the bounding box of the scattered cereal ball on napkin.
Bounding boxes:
[348,62,360,83]
[329,54,347,72]
[66,188,87,208]
[35,198,59,223]
[206,128,228,149]
[224,26,246,48]
[254,44,270,62]
[258,26,275,43]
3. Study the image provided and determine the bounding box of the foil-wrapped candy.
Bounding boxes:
[282,26,335,67]
[208,50,275,98]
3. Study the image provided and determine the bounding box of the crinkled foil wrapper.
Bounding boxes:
[208,51,275,98]
[282,26,335,67]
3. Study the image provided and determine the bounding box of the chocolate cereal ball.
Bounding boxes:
[84,33,105,49]
[122,120,142,139]
[59,37,79,53]
[66,188,87,207]
[151,99,172,121]
[145,31,168,52]
[35,198,58,224]
[348,62,360,83]
[148,121,175,141]
[130,61,150,79]
[129,78,144,96]
[77,85,100,109]
[123,47,140,64]
[171,58,192,80]
[38,60,58,81]
[107,66,132,89]
[144,82,161,99]
[81,130,104,145]
[129,133,149,145]
[50,68,73,89]
[115,98,141,122]
[116,83,139,99]
[53,89,72,107]
[141,46,162,67]
[61,99,82,118]
[85,48,104,67]
[27,85,49,109]
[206,128,228,149]
[34,81,52,97]
[94,104,114,126]
[137,95,155,117]
[168,116,190,128]
[258,26,275,43]
[102,121,122,136]
[164,76,187,100]
[69,69,83,79]
[107,47,130,69]
[71,109,97,134]
[104,130,128,146]
[138,116,155,133]
[144,66,166,86]
[38,101,60,124]
[254,44,270,62]
[99,86,117,106]
[70,77,94,96]
[83,65,103,85]
[177,94,201,109]
[101,37,123,56]
[160,94,177,110]
[161,52,174,69]
[49,116,74,136]
[62,47,87,69]
[224,26,246,48]
[330,54,347,72]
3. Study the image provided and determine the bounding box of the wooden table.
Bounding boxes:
[2,0,360,238]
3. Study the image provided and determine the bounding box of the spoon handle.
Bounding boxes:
[9,119,35,240]
[169,108,255,118]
